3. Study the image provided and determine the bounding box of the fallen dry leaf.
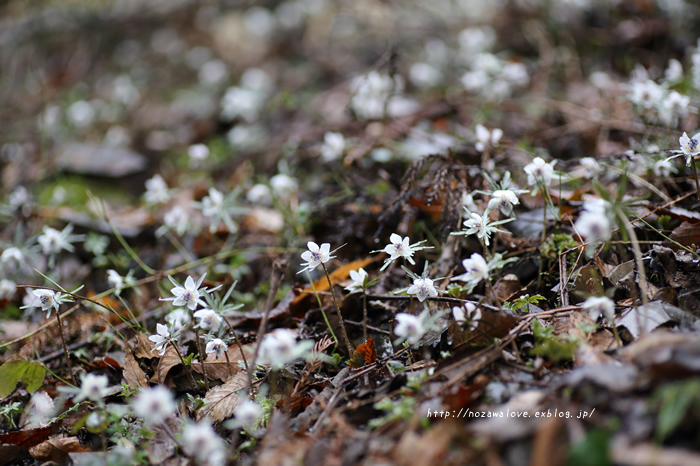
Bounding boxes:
[196,372,248,423]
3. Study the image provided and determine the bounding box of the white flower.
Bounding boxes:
[205,338,228,359]
[394,313,424,345]
[182,423,226,465]
[149,323,172,356]
[581,296,615,322]
[193,309,223,331]
[38,224,81,255]
[475,124,503,152]
[452,253,490,285]
[579,157,602,179]
[270,174,298,200]
[144,174,171,205]
[654,159,676,178]
[320,132,345,162]
[161,275,207,311]
[345,268,368,294]
[524,157,556,193]
[575,200,612,247]
[350,71,399,120]
[456,210,512,246]
[194,187,246,233]
[659,91,689,127]
[132,385,176,425]
[188,144,210,161]
[0,279,16,300]
[201,188,224,218]
[247,184,272,205]
[487,190,519,216]
[75,373,110,403]
[220,86,266,123]
[382,233,416,270]
[453,303,481,331]
[409,62,443,89]
[21,289,74,318]
[165,308,191,333]
[234,400,262,427]
[665,58,683,85]
[1,247,24,265]
[299,241,332,274]
[677,132,700,166]
[258,328,313,369]
[159,205,190,236]
[407,277,438,303]
[628,80,663,110]
[107,269,132,297]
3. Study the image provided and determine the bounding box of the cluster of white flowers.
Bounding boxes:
[461,53,529,101]
[350,71,418,120]
[627,61,692,127]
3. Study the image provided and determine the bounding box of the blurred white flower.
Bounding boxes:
[574,199,612,247]
[1,247,24,265]
[659,91,690,127]
[182,422,226,465]
[270,174,298,200]
[664,58,683,85]
[247,184,272,205]
[409,63,443,89]
[0,279,16,300]
[628,80,664,110]
[38,224,82,255]
[75,373,110,403]
[582,296,615,322]
[221,87,266,123]
[188,144,210,161]
[524,157,556,193]
[132,385,176,425]
[654,159,677,177]
[453,303,481,331]
[394,313,424,345]
[198,59,229,87]
[165,308,191,333]
[159,205,190,237]
[475,124,502,152]
[68,100,95,128]
[234,400,262,427]
[258,328,313,369]
[193,309,223,331]
[452,253,490,285]
[579,157,602,179]
[320,132,345,162]
[144,174,172,205]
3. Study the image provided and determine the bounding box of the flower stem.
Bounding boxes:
[54,309,76,386]
[223,317,249,374]
[322,263,353,355]
[362,290,368,342]
[193,327,209,392]
[224,350,232,378]
[305,269,339,347]
[692,157,700,205]
[171,343,198,392]
[616,207,649,336]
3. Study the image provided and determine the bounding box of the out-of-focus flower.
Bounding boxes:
[0,279,16,300]
[193,309,223,332]
[144,174,172,205]
[524,157,556,194]
[270,174,298,200]
[132,385,176,426]
[165,309,191,333]
[582,296,615,322]
[475,124,502,152]
[182,422,226,465]
[452,253,490,286]
[394,313,424,345]
[258,328,313,369]
[453,303,481,331]
[579,157,602,179]
[320,132,345,162]
[574,199,612,249]
[75,373,110,403]
[38,224,82,256]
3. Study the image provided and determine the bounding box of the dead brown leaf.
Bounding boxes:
[134,332,156,359]
[196,372,248,423]
[123,346,148,389]
[29,436,88,463]
[150,345,182,385]
[192,344,253,382]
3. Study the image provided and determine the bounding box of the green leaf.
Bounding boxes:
[0,360,47,398]
[22,362,46,393]
[0,360,30,398]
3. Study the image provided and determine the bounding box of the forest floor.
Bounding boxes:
[2,1,700,465]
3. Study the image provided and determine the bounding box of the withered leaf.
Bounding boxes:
[123,346,148,389]
[29,436,88,463]
[150,345,181,385]
[196,372,248,423]
[134,333,156,359]
[192,344,253,382]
